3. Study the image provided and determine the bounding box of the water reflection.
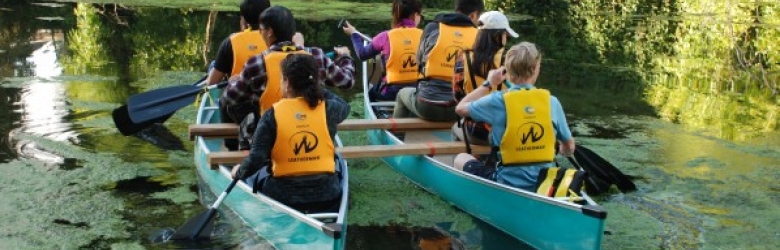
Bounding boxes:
[0,1,777,250]
[11,30,76,165]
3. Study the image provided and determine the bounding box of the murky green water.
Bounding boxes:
[1,1,778,249]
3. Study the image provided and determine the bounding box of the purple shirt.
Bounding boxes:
[221,41,355,106]
[350,18,417,64]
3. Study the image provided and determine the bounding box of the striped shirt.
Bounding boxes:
[221,41,356,106]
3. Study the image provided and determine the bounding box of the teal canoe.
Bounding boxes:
[360,60,607,249]
[192,88,348,250]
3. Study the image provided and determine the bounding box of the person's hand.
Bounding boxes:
[342,21,356,35]
[293,32,305,47]
[231,164,241,179]
[486,66,506,88]
[334,46,350,58]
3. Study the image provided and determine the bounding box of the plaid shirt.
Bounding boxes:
[221,41,356,106]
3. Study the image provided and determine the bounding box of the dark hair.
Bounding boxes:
[391,0,422,28]
[282,54,323,108]
[455,0,484,15]
[259,6,296,43]
[471,29,506,78]
[239,0,270,30]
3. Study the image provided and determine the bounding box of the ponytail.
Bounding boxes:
[391,0,422,28]
[281,54,323,108]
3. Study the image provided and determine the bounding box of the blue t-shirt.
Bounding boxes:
[467,83,573,191]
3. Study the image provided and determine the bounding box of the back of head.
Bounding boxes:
[505,42,541,81]
[260,6,296,42]
[455,0,484,15]
[392,0,422,27]
[282,54,323,108]
[240,0,271,29]
[471,29,505,77]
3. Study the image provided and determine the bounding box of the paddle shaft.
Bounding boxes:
[131,81,226,111]
[191,178,238,239]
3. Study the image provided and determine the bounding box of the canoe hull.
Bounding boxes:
[361,60,605,250]
[193,89,348,250]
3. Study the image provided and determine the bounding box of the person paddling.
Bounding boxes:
[231,53,350,213]
[219,6,355,150]
[342,0,424,101]
[454,42,576,192]
[392,0,484,122]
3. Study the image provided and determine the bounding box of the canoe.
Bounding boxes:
[360,61,607,249]
[192,88,348,250]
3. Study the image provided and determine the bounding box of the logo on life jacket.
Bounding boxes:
[402,53,417,68]
[454,31,463,38]
[445,46,461,63]
[290,131,319,155]
[403,39,412,45]
[519,122,545,144]
[248,44,258,51]
[524,105,536,114]
[295,112,307,121]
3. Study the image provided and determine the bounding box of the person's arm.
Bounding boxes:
[311,47,356,89]
[208,38,234,85]
[232,108,277,179]
[551,96,575,157]
[324,89,350,123]
[455,67,505,118]
[222,53,266,107]
[343,22,382,61]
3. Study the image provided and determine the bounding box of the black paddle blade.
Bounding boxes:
[127,84,204,124]
[112,104,174,136]
[167,208,217,241]
[567,156,611,195]
[576,146,637,193]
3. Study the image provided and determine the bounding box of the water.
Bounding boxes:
[0,1,778,249]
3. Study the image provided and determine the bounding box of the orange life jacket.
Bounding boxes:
[423,23,477,81]
[270,98,335,177]
[258,46,310,115]
[229,29,267,76]
[460,49,505,95]
[385,27,423,84]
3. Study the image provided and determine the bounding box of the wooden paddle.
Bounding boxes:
[113,76,207,136]
[168,178,238,241]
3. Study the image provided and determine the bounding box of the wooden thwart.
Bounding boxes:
[189,118,454,140]
[207,142,490,169]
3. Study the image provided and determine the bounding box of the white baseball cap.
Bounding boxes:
[478,11,519,38]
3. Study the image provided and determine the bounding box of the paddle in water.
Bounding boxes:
[568,145,636,194]
[167,178,239,241]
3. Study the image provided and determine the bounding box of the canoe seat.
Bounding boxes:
[189,118,455,140]
[206,142,490,169]
[369,101,396,107]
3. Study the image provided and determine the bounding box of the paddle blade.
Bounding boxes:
[112,104,173,136]
[127,84,203,124]
[168,208,217,241]
[577,146,637,193]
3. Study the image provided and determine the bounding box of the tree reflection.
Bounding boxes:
[486,0,777,140]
